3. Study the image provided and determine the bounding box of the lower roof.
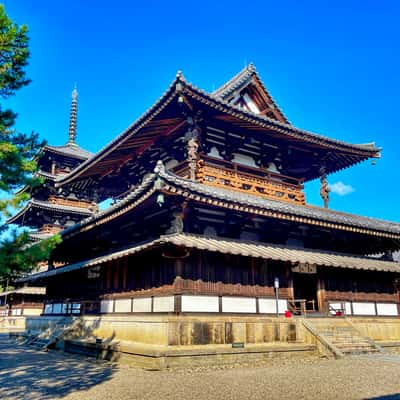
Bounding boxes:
[0,287,46,297]
[61,168,400,242]
[18,233,400,283]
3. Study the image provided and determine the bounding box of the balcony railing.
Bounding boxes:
[195,156,306,204]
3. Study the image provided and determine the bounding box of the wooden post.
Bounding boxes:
[317,271,326,313]
[287,262,295,300]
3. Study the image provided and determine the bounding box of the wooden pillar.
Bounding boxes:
[175,258,184,279]
[114,260,120,289]
[317,269,326,313]
[122,259,127,290]
[287,262,294,300]
[106,262,111,290]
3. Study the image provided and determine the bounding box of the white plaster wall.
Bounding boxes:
[232,153,257,168]
[207,146,223,159]
[133,298,152,313]
[153,296,174,312]
[352,302,376,316]
[376,303,398,316]
[181,295,219,312]
[259,298,287,314]
[243,93,260,114]
[100,300,114,314]
[222,297,256,313]
[114,299,132,313]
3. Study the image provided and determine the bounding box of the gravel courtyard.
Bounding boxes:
[1,335,400,400]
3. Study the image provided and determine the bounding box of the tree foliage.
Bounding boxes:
[0,231,61,280]
[0,5,61,280]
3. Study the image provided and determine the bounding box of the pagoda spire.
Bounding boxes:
[67,84,78,146]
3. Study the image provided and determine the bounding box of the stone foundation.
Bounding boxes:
[19,315,400,368]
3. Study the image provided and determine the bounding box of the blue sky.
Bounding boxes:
[3,0,400,222]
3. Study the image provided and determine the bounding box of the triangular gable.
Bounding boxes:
[212,64,289,124]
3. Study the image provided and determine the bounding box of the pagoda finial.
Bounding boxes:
[67,84,78,146]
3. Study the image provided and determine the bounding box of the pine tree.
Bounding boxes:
[0,5,61,283]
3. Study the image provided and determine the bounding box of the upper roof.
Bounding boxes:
[56,67,380,188]
[212,63,289,123]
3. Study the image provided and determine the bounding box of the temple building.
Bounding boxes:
[7,86,97,241]
[15,65,400,350]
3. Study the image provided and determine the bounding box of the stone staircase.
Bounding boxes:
[303,318,383,358]
[22,317,79,351]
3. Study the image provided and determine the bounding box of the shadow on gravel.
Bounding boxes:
[0,336,115,400]
[366,395,400,400]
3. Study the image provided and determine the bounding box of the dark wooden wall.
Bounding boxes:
[44,249,399,305]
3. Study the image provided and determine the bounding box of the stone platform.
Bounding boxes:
[8,314,400,368]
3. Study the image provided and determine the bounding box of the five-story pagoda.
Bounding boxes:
[7,86,98,241]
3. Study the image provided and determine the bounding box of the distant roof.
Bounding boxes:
[44,143,93,160]
[7,198,94,226]
[0,286,46,297]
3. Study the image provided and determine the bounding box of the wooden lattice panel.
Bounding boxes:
[197,163,306,205]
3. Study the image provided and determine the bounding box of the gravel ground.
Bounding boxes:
[1,335,400,400]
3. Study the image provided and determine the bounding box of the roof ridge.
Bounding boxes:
[212,64,255,97]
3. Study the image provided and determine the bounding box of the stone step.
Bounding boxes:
[341,348,379,354]
[337,343,376,349]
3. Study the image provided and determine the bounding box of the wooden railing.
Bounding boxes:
[288,299,317,316]
[196,156,306,204]
[48,196,97,210]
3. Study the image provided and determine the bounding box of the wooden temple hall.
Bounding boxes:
[15,64,400,319]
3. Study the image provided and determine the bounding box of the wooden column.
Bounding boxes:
[317,270,326,313]
[287,262,295,300]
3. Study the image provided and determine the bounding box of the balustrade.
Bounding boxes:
[195,156,306,204]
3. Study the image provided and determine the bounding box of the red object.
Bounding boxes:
[335,311,342,317]
[284,310,292,318]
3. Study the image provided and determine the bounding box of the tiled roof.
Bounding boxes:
[17,233,400,282]
[212,63,289,123]
[7,199,94,225]
[0,286,46,296]
[183,77,379,155]
[213,64,258,98]
[44,143,93,160]
[158,169,400,235]
[60,166,400,240]
[56,69,380,187]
